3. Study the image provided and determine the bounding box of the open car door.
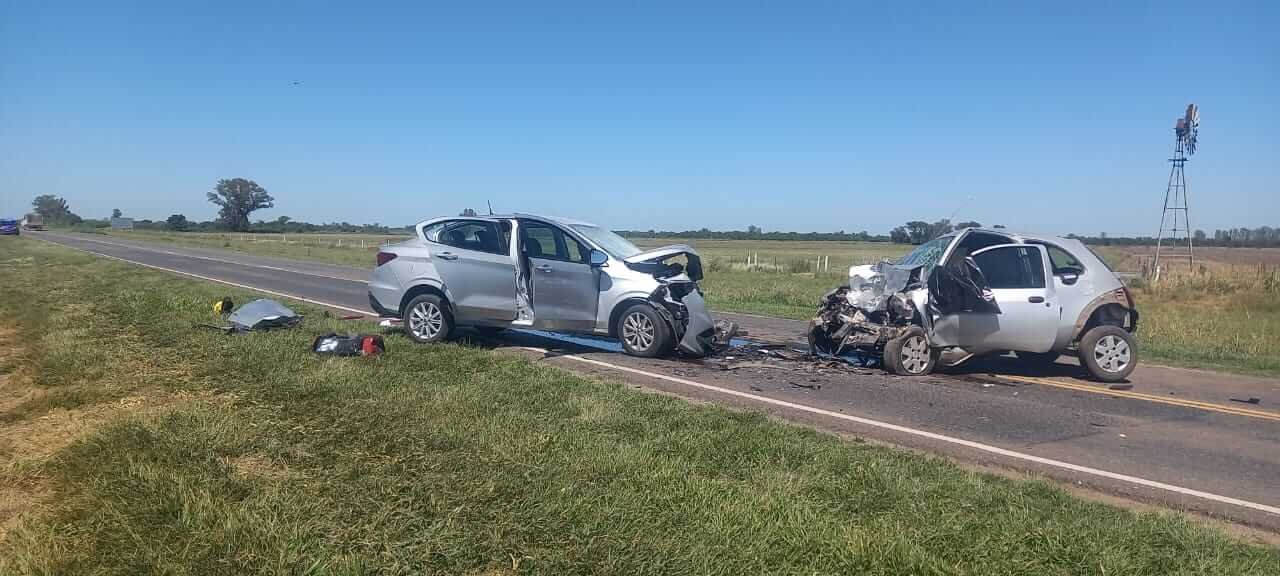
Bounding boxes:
[930,244,1059,353]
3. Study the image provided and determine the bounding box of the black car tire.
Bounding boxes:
[1078,325,1137,382]
[616,303,673,358]
[403,294,453,344]
[883,325,937,376]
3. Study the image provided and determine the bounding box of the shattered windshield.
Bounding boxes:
[570,224,642,258]
[896,235,952,267]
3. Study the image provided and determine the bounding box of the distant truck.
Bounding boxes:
[21,213,44,230]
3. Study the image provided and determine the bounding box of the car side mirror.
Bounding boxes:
[1059,272,1079,286]
[588,249,609,268]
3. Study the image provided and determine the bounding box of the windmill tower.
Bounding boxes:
[1153,104,1199,281]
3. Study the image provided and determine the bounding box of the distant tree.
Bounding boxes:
[955,220,982,229]
[111,208,122,219]
[904,221,931,244]
[929,219,954,239]
[460,208,478,217]
[207,178,274,231]
[276,215,292,225]
[31,194,83,225]
[166,214,189,231]
[890,226,911,244]
[992,224,1006,229]
[747,224,762,234]
[1193,229,1207,242]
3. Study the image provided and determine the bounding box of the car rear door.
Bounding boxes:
[953,244,1059,353]
[519,220,598,332]
[428,220,517,321]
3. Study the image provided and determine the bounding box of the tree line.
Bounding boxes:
[1069,227,1280,248]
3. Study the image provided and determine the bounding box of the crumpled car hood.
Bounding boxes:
[846,262,924,312]
[623,244,703,281]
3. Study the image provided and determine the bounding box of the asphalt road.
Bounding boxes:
[31,231,1280,533]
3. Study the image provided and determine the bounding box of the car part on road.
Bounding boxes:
[403,293,452,343]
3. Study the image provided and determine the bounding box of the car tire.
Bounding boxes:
[883,326,936,376]
[616,303,673,358]
[1015,350,1062,367]
[1078,325,1137,382]
[403,294,453,344]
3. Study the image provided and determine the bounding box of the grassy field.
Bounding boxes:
[72,229,1280,376]
[3,237,1277,573]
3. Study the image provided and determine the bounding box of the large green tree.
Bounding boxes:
[206,178,274,231]
[31,195,82,225]
[166,214,189,231]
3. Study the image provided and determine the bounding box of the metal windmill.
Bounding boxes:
[1153,103,1199,280]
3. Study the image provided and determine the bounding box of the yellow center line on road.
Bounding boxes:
[996,374,1280,422]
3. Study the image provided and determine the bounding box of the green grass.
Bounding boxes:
[2,238,1277,574]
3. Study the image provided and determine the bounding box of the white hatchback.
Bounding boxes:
[810,228,1139,382]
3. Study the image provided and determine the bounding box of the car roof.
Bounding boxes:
[416,213,600,228]
[954,226,1079,245]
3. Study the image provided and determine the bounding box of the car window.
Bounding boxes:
[1044,244,1084,275]
[435,221,508,255]
[972,246,1046,289]
[522,221,588,264]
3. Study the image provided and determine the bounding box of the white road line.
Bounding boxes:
[42,235,1280,518]
[47,233,367,283]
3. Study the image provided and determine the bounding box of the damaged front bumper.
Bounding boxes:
[624,246,737,357]
[808,258,995,357]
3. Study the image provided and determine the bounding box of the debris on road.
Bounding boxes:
[1229,397,1262,405]
[1108,383,1134,391]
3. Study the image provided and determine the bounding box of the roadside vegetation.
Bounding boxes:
[3,238,1277,574]
[63,229,1280,376]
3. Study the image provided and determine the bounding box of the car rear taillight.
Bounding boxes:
[376,251,397,267]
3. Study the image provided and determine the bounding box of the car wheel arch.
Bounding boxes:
[608,297,664,339]
[1076,302,1134,342]
[399,283,453,317]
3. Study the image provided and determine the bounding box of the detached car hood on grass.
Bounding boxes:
[622,245,703,281]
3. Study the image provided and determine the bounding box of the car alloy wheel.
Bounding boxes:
[1093,334,1131,374]
[409,301,444,340]
[898,333,931,375]
[622,311,656,352]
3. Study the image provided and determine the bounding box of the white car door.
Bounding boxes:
[950,244,1059,354]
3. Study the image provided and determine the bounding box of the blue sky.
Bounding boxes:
[2,1,1276,235]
